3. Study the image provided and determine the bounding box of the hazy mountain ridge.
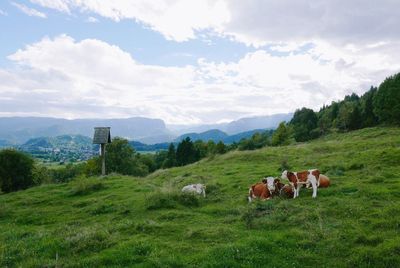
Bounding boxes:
[167,113,293,135]
[0,117,170,144]
[0,113,292,145]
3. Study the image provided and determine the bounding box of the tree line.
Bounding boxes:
[278,72,400,144]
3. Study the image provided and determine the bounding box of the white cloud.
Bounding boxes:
[28,0,400,46]
[2,35,399,124]
[0,9,7,16]
[86,16,98,23]
[12,2,47,18]
[29,0,71,13]
[29,0,230,42]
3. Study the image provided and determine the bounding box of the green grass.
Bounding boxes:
[1,127,400,267]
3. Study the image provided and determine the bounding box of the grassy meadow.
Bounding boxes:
[1,127,400,267]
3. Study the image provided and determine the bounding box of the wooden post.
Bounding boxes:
[93,127,111,177]
[101,143,106,176]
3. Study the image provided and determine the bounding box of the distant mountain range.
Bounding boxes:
[0,113,292,145]
[0,117,172,144]
[168,113,293,135]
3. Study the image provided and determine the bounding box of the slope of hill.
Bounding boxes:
[1,127,399,267]
[223,113,293,134]
[129,141,170,152]
[19,135,97,161]
[175,129,229,143]
[175,129,269,144]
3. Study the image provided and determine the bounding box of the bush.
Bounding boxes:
[176,193,200,207]
[70,177,105,196]
[32,165,52,185]
[50,163,86,183]
[146,192,178,210]
[279,158,291,171]
[0,149,35,193]
[146,191,201,210]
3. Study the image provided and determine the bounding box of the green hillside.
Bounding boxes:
[1,127,399,267]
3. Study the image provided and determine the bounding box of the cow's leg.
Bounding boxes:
[309,177,318,198]
[203,189,206,198]
[296,184,301,198]
[291,183,297,199]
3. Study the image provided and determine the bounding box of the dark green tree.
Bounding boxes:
[163,143,177,168]
[374,73,400,124]
[271,122,290,146]
[0,149,35,193]
[176,137,199,166]
[336,102,352,131]
[154,150,168,169]
[361,87,378,127]
[86,137,149,176]
[348,102,362,130]
[194,140,208,158]
[215,141,227,154]
[206,140,216,155]
[290,108,318,141]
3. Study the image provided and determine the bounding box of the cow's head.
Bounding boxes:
[281,170,288,179]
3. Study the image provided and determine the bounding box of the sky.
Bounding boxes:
[0,0,399,125]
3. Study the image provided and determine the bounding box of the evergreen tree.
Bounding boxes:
[374,73,400,124]
[176,137,199,166]
[348,103,362,130]
[362,87,378,127]
[163,143,177,168]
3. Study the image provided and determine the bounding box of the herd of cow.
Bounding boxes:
[181,169,330,202]
[248,169,330,202]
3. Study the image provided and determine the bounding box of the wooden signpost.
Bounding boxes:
[93,127,111,176]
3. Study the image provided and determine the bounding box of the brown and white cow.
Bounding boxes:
[279,184,295,198]
[281,169,320,198]
[248,182,271,202]
[248,178,282,202]
[318,174,330,188]
[304,173,330,188]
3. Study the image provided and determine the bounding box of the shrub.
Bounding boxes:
[205,183,221,195]
[242,202,275,229]
[146,192,178,210]
[0,149,35,193]
[50,163,86,183]
[70,177,105,196]
[32,165,52,185]
[279,158,291,171]
[176,193,200,207]
[146,191,202,210]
